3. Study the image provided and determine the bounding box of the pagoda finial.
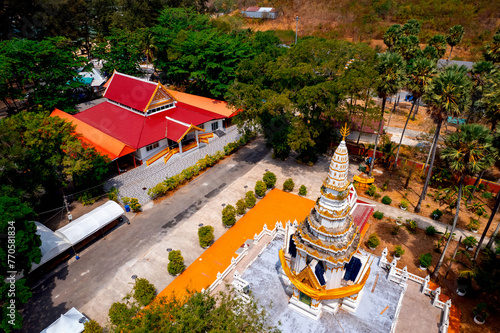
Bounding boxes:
[340,123,350,141]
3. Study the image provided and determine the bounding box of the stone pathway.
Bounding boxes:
[104,126,241,204]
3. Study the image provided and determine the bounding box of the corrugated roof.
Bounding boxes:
[166,89,237,118]
[245,6,260,11]
[51,109,135,160]
[104,72,158,111]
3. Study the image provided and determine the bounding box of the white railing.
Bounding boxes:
[379,247,451,333]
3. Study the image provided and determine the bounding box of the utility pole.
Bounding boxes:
[295,16,300,45]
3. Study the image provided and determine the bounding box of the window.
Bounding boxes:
[146,142,159,152]
[211,121,219,131]
[198,123,204,130]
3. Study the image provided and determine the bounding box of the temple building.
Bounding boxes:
[51,71,237,169]
[280,126,371,319]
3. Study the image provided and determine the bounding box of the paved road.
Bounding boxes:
[19,137,269,332]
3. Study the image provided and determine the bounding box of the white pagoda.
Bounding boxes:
[280,125,371,319]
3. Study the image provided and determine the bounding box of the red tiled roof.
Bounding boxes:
[245,6,260,11]
[104,72,158,111]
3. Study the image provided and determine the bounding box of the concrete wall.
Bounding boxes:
[135,138,169,161]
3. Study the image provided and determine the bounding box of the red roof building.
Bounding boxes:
[51,72,237,167]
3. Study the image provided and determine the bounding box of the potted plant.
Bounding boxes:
[263,171,277,189]
[245,191,256,208]
[236,199,247,216]
[400,200,409,210]
[222,204,236,227]
[431,209,443,220]
[473,303,489,325]
[299,185,307,196]
[255,181,266,198]
[463,236,478,251]
[394,245,405,259]
[367,233,380,250]
[167,250,185,275]
[396,216,403,225]
[418,253,432,270]
[283,178,295,192]
[467,219,480,233]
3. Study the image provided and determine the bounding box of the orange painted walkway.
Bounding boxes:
[156,189,314,301]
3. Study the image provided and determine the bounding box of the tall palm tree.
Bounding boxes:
[482,71,500,131]
[394,57,436,168]
[369,52,406,176]
[433,124,495,278]
[446,25,465,61]
[483,29,500,64]
[466,61,496,123]
[383,24,402,52]
[429,34,447,59]
[415,65,471,213]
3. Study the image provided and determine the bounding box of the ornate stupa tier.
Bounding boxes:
[323,140,350,192]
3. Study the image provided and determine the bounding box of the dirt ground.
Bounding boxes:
[360,215,500,333]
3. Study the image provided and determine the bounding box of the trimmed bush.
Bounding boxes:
[83,320,103,333]
[373,192,382,200]
[168,250,185,275]
[222,204,236,227]
[283,178,295,192]
[365,184,376,196]
[198,225,214,248]
[405,219,417,233]
[121,196,131,205]
[419,253,432,268]
[373,211,384,219]
[431,209,443,220]
[133,278,156,307]
[263,171,277,189]
[381,195,392,205]
[299,185,307,196]
[394,245,405,257]
[467,219,480,232]
[367,233,380,249]
[245,191,256,208]
[400,199,409,209]
[107,187,119,202]
[108,302,136,327]
[463,236,478,248]
[129,198,141,212]
[425,226,437,236]
[236,199,247,215]
[255,181,266,197]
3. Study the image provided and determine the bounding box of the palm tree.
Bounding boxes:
[383,24,402,52]
[369,52,406,177]
[446,25,465,61]
[395,35,421,62]
[429,34,447,59]
[401,19,421,36]
[482,71,500,131]
[483,29,500,64]
[433,124,495,278]
[415,65,471,213]
[394,57,436,168]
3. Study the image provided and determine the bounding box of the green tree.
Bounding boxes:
[0,195,42,332]
[428,34,447,59]
[483,29,500,63]
[395,35,421,61]
[433,124,495,277]
[466,61,496,124]
[446,25,465,61]
[383,24,402,51]
[369,52,406,176]
[481,71,500,131]
[415,65,471,213]
[401,19,421,36]
[422,45,439,61]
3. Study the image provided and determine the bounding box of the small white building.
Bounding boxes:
[241,7,277,19]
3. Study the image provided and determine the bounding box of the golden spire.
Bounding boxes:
[340,123,350,141]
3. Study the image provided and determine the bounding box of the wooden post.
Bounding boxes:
[132,155,137,168]
[116,160,121,174]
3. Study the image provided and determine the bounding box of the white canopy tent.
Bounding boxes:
[55,201,124,246]
[31,223,72,271]
[40,307,87,333]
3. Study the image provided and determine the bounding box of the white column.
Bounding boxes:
[179,140,183,154]
[195,131,199,147]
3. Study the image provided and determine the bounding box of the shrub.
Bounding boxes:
[283,178,295,192]
[400,199,409,209]
[121,197,131,205]
[425,226,437,236]
[222,204,236,227]
[133,278,156,307]
[373,211,384,219]
[373,192,382,200]
[255,181,266,197]
[477,183,485,191]
[108,187,119,202]
[482,191,493,199]
[168,250,185,275]
[406,219,417,233]
[367,233,380,249]
[263,171,277,189]
[245,191,256,208]
[394,245,405,257]
[365,184,376,196]
[419,253,432,268]
[299,185,307,196]
[431,209,443,220]
[381,181,389,191]
[198,225,214,248]
[391,226,400,235]
[236,199,247,215]
[83,319,103,333]
[108,302,136,327]
[473,302,489,321]
[463,236,478,248]
[381,195,392,205]
[78,191,97,206]
[467,219,480,232]
[129,198,141,212]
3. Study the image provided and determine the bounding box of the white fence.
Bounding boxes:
[379,247,451,333]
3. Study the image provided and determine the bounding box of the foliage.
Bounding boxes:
[483,29,500,63]
[198,226,214,248]
[400,200,409,208]
[419,253,433,268]
[108,187,119,202]
[167,250,185,275]
[282,178,295,192]
[263,171,277,189]
[425,226,438,236]
[381,195,392,205]
[299,185,307,196]
[93,29,142,76]
[473,303,489,321]
[405,219,417,233]
[463,236,478,248]
[78,192,98,206]
[373,192,382,200]
[431,209,443,220]
[222,205,236,227]
[255,181,267,198]
[121,197,131,205]
[391,225,401,236]
[133,278,156,307]
[236,199,247,215]
[467,219,480,231]
[394,245,405,257]
[245,191,256,208]
[482,191,493,199]
[129,198,141,213]
[108,301,137,328]
[373,211,384,219]
[365,184,377,196]
[367,233,380,248]
[83,319,103,333]
[445,25,465,59]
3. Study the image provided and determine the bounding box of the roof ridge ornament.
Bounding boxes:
[340,123,350,141]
